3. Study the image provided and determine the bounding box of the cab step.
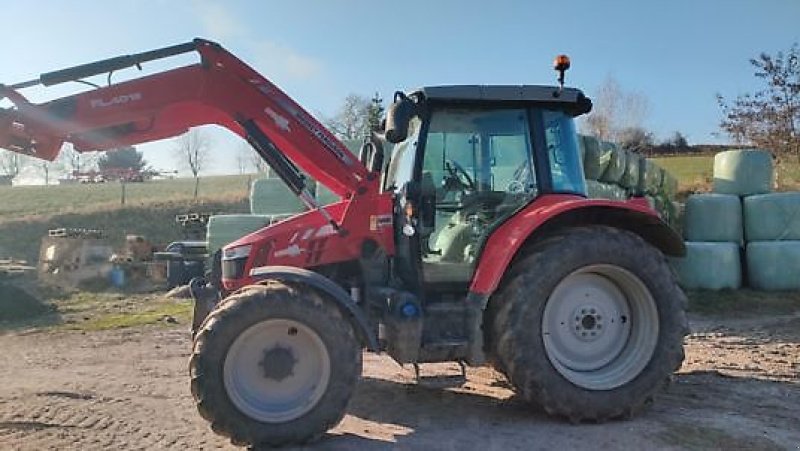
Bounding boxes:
[412,361,467,388]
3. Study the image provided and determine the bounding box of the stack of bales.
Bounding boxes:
[579,135,678,226]
[674,193,743,290]
[674,149,800,291]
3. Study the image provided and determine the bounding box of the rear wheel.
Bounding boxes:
[190,281,361,447]
[491,226,687,421]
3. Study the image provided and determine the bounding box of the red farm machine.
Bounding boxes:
[0,39,687,448]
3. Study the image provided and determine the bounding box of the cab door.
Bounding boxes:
[418,108,538,287]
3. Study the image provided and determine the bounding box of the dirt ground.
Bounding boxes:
[0,313,798,450]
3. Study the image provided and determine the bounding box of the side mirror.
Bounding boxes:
[384,91,416,144]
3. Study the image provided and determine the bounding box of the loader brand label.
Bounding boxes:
[90,93,142,109]
[264,108,291,132]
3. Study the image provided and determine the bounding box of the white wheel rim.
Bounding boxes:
[223,319,331,423]
[542,264,659,390]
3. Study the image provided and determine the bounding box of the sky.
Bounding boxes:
[1,0,798,178]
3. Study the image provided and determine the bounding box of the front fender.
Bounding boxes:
[470,194,684,295]
[249,265,379,351]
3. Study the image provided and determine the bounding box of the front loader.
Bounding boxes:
[1,39,688,448]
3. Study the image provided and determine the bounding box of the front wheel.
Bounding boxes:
[190,281,361,447]
[491,226,687,421]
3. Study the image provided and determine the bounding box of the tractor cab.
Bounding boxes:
[382,84,593,294]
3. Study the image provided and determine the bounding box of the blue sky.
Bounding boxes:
[1,0,798,176]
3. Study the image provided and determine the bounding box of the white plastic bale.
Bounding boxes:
[207,215,272,254]
[619,151,641,190]
[746,241,800,291]
[670,242,742,290]
[598,142,626,184]
[580,135,606,180]
[713,149,774,196]
[743,192,800,241]
[684,194,743,243]
[250,178,308,215]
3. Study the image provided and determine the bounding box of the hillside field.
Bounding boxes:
[653,154,800,194]
[1,156,799,263]
[0,175,255,262]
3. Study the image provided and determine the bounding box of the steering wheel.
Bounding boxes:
[444,160,476,192]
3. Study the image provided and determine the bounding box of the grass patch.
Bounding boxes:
[688,289,800,317]
[68,300,191,332]
[54,291,191,332]
[655,421,783,451]
[0,288,192,333]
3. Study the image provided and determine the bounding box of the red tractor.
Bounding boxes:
[1,39,687,448]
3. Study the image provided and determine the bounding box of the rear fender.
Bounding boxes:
[470,195,684,296]
[249,266,378,351]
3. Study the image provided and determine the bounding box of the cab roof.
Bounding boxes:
[414,85,592,116]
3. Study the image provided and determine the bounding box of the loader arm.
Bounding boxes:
[0,38,371,198]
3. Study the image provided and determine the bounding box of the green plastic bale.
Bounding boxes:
[580,135,605,180]
[713,149,773,196]
[585,180,628,201]
[683,194,742,242]
[619,151,641,190]
[660,170,679,199]
[577,134,587,163]
[207,214,272,254]
[670,242,742,290]
[746,241,800,291]
[250,178,308,215]
[638,159,663,196]
[598,142,625,184]
[315,183,341,205]
[743,192,800,241]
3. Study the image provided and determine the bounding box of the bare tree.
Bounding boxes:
[236,144,249,175]
[617,126,655,153]
[717,43,799,166]
[582,77,650,143]
[240,142,270,175]
[326,94,371,141]
[174,129,212,198]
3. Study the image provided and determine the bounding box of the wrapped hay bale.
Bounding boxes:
[619,151,641,190]
[638,159,663,196]
[743,192,800,241]
[250,178,308,215]
[746,241,800,291]
[660,169,679,199]
[580,135,605,180]
[585,180,628,201]
[671,242,742,290]
[684,194,742,243]
[207,215,272,254]
[713,149,773,196]
[598,142,626,184]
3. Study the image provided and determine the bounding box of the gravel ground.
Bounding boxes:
[0,313,798,450]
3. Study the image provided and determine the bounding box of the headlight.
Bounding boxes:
[222,245,252,261]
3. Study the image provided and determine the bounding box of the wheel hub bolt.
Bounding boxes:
[572,305,605,340]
